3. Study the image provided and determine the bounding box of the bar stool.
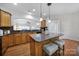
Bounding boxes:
[43,43,59,56]
[54,39,65,55]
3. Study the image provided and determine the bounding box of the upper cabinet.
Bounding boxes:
[0,9,11,27]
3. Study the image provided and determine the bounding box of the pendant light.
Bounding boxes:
[47,3,52,23]
[40,3,43,21]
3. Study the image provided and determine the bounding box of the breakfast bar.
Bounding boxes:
[29,33,63,56]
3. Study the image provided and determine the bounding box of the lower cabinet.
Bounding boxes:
[13,33,22,45]
[30,39,52,56]
[21,33,27,43]
[8,35,14,47]
[2,35,10,54]
[35,42,43,56]
[26,34,31,43]
[30,38,43,56]
[13,33,31,45]
[2,32,36,55]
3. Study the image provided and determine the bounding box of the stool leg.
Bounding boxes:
[54,47,60,56]
[56,49,60,56]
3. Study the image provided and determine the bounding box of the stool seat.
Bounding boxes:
[43,43,58,56]
[54,40,64,49]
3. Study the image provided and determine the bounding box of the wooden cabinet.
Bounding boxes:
[2,35,10,54]
[8,35,14,47]
[26,34,31,43]
[2,34,14,52]
[30,38,35,56]
[21,32,33,43]
[0,37,2,55]
[21,33,27,43]
[0,9,11,27]
[34,40,50,56]
[1,32,37,55]
[14,33,31,44]
[2,35,9,48]
[13,33,22,45]
[35,42,43,56]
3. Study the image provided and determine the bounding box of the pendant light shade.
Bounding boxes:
[47,3,52,6]
[40,17,43,21]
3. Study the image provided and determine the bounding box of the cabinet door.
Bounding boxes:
[26,34,31,43]
[2,35,10,54]
[1,11,6,26]
[21,33,27,43]
[1,11,11,27]
[13,34,22,45]
[2,35,9,48]
[5,13,11,26]
[35,42,43,56]
[21,33,31,43]
[8,35,14,47]
[30,38,35,56]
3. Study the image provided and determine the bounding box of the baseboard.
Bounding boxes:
[62,34,79,41]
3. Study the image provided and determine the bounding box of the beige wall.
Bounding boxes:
[58,12,79,41]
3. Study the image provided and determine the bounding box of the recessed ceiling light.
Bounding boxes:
[13,3,18,5]
[33,9,36,12]
[25,15,34,19]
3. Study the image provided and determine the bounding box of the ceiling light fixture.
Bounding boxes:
[25,15,34,19]
[33,9,36,12]
[40,17,43,21]
[47,3,52,23]
[40,3,43,21]
[48,20,51,23]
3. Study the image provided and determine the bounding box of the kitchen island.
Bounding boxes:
[29,33,63,56]
[1,32,63,56]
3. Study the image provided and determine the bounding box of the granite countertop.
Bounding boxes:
[13,30,41,32]
[0,30,41,36]
[30,33,63,42]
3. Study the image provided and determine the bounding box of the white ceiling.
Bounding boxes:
[0,3,79,20]
[1,3,79,30]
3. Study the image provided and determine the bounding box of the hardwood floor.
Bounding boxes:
[64,39,79,56]
[4,39,79,56]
